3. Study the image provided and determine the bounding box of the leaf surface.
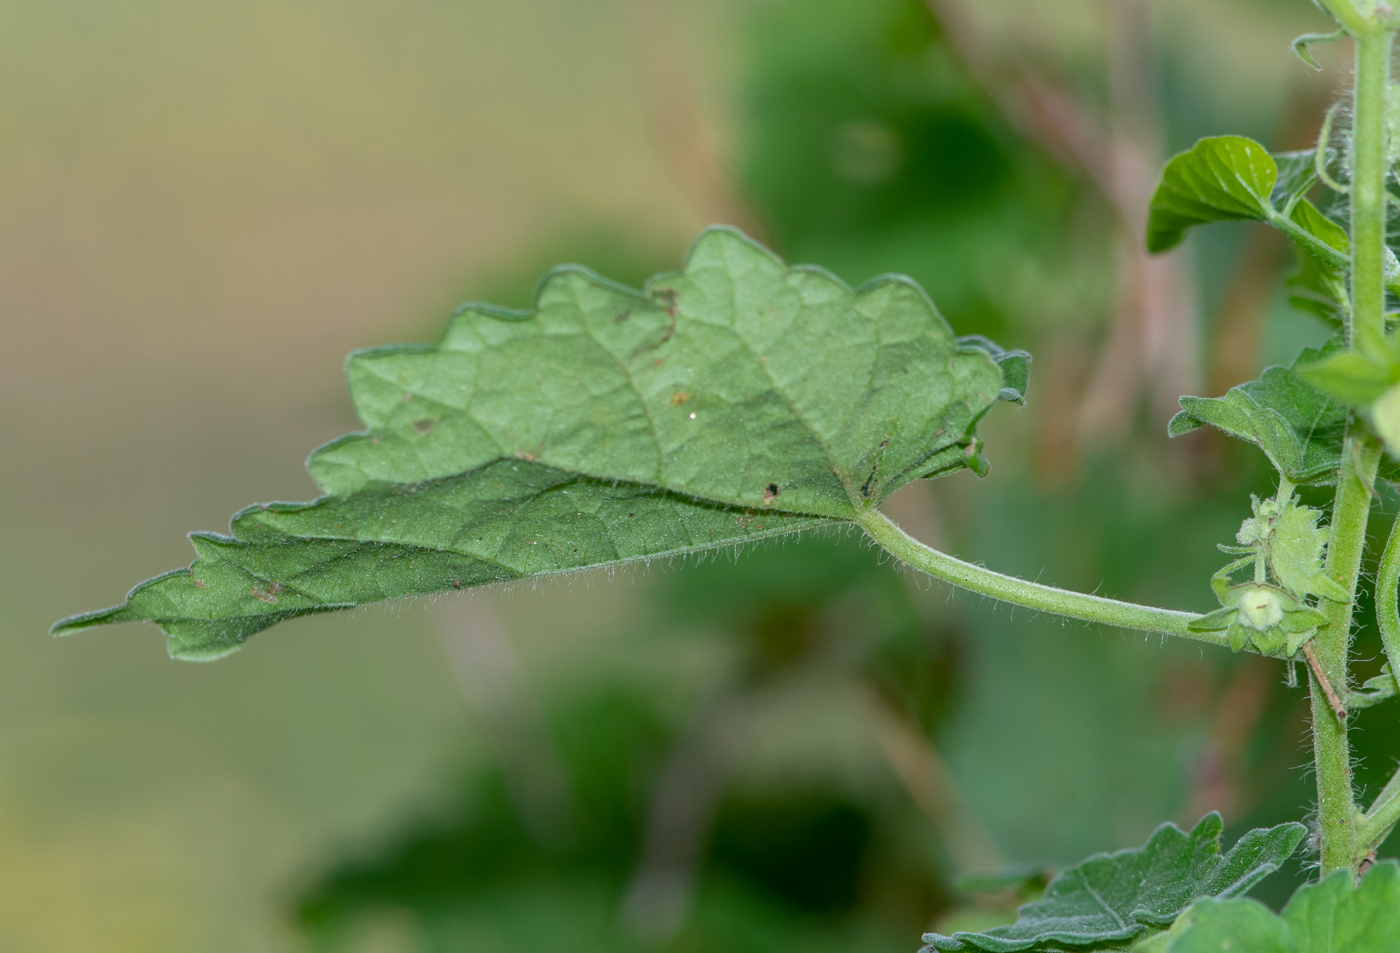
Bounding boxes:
[920,813,1305,952]
[1147,137,1277,253]
[1161,862,1400,953]
[1167,342,1375,485]
[55,227,1021,658]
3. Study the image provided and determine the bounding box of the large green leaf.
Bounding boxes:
[1160,861,1400,953]
[920,813,1305,952]
[54,227,1023,659]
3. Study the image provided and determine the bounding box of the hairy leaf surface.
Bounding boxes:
[55,227,1023,659]
[921,813,1305,952]
[1165,342,1386,485]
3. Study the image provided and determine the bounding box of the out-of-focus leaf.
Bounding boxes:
[959,335,1031,404]
[1168,344,1350,485]
[54,227,1021,659]
[1271,151,1319,211]
[1351,664,1398,709]
[1163,861,1400,952]
[1160,898,1291,953]
[1295,350,1397,406]
[919,813,1305,952]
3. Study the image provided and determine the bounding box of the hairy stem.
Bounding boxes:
[1351,26,1391,356]
[1312,427,1380,875]
[857,509,1214,645]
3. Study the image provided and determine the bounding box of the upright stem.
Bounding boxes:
[1305,16,1395,876]
[1312,428,1379,875]
[1351,27,1391,357]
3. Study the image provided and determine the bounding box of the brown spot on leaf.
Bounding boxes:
[251,582,282,604]
[192,578,206,589]
[451,579,463,590]
[412,418,436,435]
[670,390,692,406]
[615,308,631,323]
[763,483,781,503]
[515,450,538,462]
[401,393,414,403]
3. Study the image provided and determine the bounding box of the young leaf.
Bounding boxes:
[1147,137,1278,253]
[1168,345,1349,485]
[1161,861,1400,952]
[920,813,1305,952]
[1145,139,1356,283]
[54,227,1023,659]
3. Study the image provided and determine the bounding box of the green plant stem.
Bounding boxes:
[1350,25,1391,356]
[1312,427,1380,875]
[1361,764,1400,850]
[1377,510,1400,682]
[856,509,1217,646]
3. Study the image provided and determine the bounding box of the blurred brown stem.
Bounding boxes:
[438,598,578,850]
[859,685,1002,874]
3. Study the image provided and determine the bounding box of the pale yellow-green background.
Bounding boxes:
[0,1,731,948]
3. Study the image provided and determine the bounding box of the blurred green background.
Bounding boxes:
[4,0,1397,950]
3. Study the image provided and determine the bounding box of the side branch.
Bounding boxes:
[1376,510,1400,681]
[858,509,1215,645]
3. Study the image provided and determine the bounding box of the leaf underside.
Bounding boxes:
[921,813,1305,952]
[1167,340,1400,485]
[1166,861,1400,952]
[55,227,1025,659]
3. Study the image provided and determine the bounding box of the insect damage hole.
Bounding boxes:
[763,483,781,503]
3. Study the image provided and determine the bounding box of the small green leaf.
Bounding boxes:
[1163,862,1400,953]
[1371,382,1400,455]
[1284,862,1400,952]
[55,227,1022,659]
[960,335,1032,405]
[1291,29,1347,72]
[1295,350,1397,406]
[1270,501,1349,603]
[920,814,1305,952]
[1165,898,1291,953]
[1147,137,1278,253]
[1169,347,1349,485]
[1290,199,1348,255]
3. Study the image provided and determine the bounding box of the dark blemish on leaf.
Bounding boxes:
[627,512,635,517]
[451,579,463,589]
[653,287,678,316]
[251,582,282,604]
[670,390,692,406]
[193,579,206,589]
[763,483,781,503]
[653,357,666,367]
[515,450,538,462]
[615,308,631,323]
[412,418,436,435]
